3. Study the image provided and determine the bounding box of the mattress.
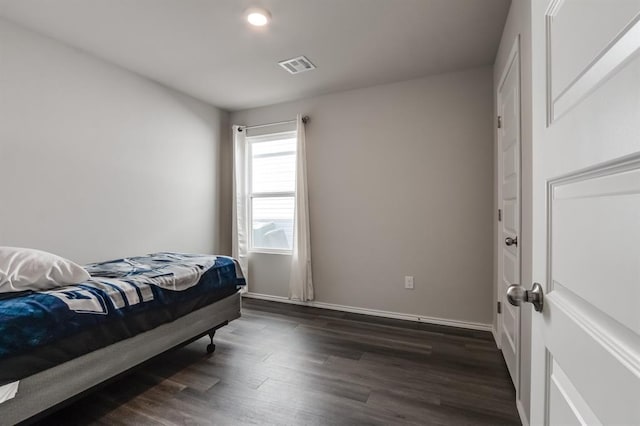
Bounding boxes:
[0,252,245,385]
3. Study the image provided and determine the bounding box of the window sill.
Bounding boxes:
[249,249,293,256]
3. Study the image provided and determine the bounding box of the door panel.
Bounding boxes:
[545,290,639,423]
[503,297,518,349]
[503,179,518,201]
[504,250,518,284]
[548,359,599,426]
[504,200,519,237]
[504,144,518,176]
[550,0,640,99]
[548,2,640,121]
[552,164,640,334]
[530,1,640,424]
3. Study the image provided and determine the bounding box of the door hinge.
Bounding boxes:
[497,115,502,129]
[497,301,502,314]
[498,209,502,222]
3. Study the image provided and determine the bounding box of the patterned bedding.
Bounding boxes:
[0,253,245,385]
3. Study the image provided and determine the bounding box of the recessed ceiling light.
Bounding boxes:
[246,8,271,27]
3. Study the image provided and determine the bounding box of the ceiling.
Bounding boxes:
[0,0,511,111]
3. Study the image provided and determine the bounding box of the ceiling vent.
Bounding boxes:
[278,56,316,75]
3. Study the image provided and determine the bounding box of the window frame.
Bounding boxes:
[246,130,297,255]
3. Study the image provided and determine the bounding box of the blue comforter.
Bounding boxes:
[0,253,245,384]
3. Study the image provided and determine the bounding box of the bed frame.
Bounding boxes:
[1,290,242,425]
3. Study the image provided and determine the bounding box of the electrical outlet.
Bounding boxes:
[404,276,414,289]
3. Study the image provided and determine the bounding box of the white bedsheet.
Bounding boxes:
[0,381,19,404]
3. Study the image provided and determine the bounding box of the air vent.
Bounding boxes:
[278,56,316,75]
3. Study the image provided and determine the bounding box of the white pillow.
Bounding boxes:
[0,247,90,293]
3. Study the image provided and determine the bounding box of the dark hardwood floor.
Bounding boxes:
[36,298,520,425]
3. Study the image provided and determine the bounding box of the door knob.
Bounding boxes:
[506,282,544,312]
[505,236,518,247]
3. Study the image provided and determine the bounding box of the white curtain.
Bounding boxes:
[289,114,314,301]
[232,125,249,291]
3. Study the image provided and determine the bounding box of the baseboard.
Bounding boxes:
[492,326,501,348]
[516,398,529,426]
[242,292,492,332]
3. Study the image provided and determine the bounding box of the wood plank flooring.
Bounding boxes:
[35,298,520,425]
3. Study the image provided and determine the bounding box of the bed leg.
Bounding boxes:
[206,330,216,354]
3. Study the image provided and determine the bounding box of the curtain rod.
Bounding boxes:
[238,115,309,132]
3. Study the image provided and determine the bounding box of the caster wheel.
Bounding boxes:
[206,343,216,354]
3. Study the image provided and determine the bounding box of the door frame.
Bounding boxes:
[495,34,522,397]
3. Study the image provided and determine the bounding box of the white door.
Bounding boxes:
[497,39,521,390]
[526,1,640,424]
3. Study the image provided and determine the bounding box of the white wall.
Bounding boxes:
[231,67,495,326]
[0,18,228,264]
[493,0,532,423]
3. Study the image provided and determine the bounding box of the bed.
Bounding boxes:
[0,252,245,425]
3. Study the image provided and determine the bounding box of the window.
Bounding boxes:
[247,131,297,253]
